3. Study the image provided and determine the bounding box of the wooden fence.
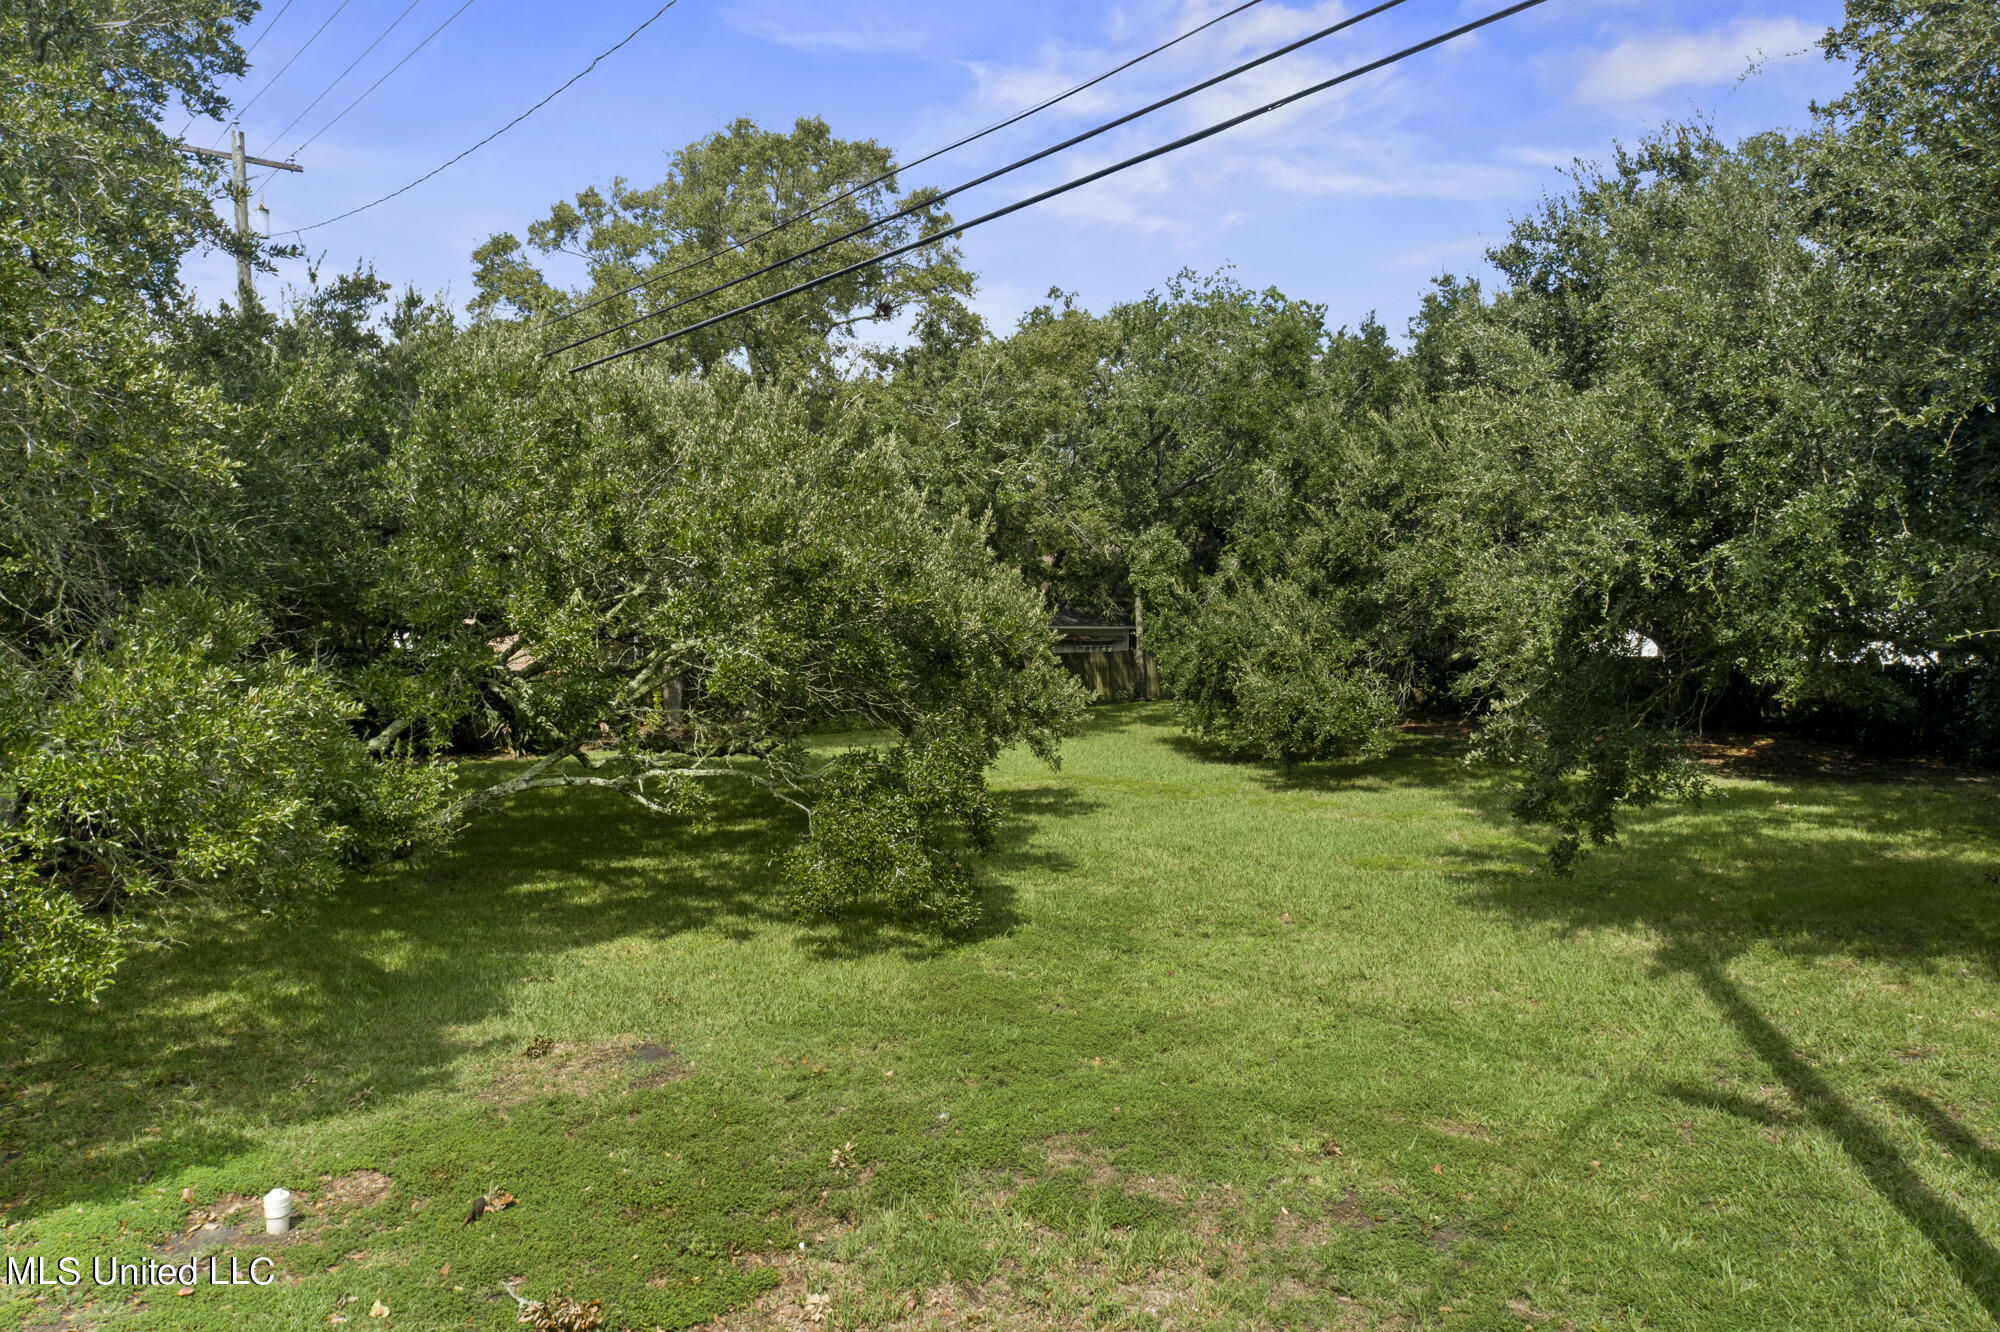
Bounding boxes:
[1058,648,1162,700]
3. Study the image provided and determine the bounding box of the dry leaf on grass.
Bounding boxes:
[513,1290,603,1331]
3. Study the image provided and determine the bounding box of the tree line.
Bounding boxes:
[2,0,1992,996]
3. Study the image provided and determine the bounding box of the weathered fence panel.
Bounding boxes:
[1059,649,1162,700]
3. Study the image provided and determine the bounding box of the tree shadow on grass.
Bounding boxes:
[1662,955,2000,1321]
[1160,724,1507,801]
[1885,1087,2000,1184]
[1454,772,2000,1317]
[1460,776,2000,976]
[0,778,788,1221]
[0,769,1101,1225]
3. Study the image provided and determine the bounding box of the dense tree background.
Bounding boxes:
[3,0,1992,996]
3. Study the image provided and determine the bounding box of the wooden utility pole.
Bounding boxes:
[174,134,303,305]
[230,129,251,299]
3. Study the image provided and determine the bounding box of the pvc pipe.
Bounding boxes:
[263,1187,292,1236]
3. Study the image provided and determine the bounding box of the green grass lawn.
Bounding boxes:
[4,705,1998,1331]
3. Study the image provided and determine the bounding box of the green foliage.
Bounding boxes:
[877,270,1331,617]
[164,271,458,658]
[0,0,254,642]
[1,593,454,998]
[1156,578,1396,764]
[0,5,471,995]
[475,116,975,383]
[784,730,999,930]
[377,331,1084,921]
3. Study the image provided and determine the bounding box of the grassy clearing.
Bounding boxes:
[3,705,1998,1331]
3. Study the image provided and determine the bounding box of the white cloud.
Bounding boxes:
[1576,17,1819,104]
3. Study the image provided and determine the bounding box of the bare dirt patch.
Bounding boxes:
[1265,1275,1313,1309]
[153,1194,274,1258]
[152,1173,395,1259]
[1325,1190,1381,1232]
[316,1169,393,1212]
[628,1042,687,1089]
[483,1037,683,1103]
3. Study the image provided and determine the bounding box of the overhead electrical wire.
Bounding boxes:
[259,0,428,157]
[569,0,1551,374]
[212,0,357,147]
[545,0,1412,360]
[242,0,303,60]
[276,0,681,236]
[537,0,1272,335]
[283,0,484,159]
[176,0,303,139]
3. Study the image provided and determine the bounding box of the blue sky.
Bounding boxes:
[174,0,1853,341]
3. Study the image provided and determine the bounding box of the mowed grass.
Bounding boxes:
[3,705,1999,1331]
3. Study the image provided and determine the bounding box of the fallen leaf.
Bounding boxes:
[180,1188,194,1203]
[1433,1164,1443,1174]
[175,1287,194,1297]
[369,1299,389,1318]
[438,1263,449,1278]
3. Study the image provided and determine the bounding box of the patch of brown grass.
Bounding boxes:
[1035,1135,1187,1205]
[482,1037,682,1103]
[316,1169,393,1212]
[1423,1117,1498,1143]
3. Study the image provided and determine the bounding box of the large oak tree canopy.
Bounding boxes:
[472,116,976,381]
[380,338,1084,928]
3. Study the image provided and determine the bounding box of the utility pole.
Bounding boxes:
[230,129,251,299]
[174,133,303,306]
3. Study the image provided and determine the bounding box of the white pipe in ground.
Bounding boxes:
[263,1187,292,1236]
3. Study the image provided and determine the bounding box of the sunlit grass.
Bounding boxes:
[3,705,1997,1330]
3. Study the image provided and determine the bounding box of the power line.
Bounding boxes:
[570,0,1551,374]
[546,0,1412,360]
[212,0,357,148]
[285,0,484,159]
[260,0,427,158]
[536,0,1271,334]
[242,0,303,59]
[176,0,303,139]
[277,0,681,236]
